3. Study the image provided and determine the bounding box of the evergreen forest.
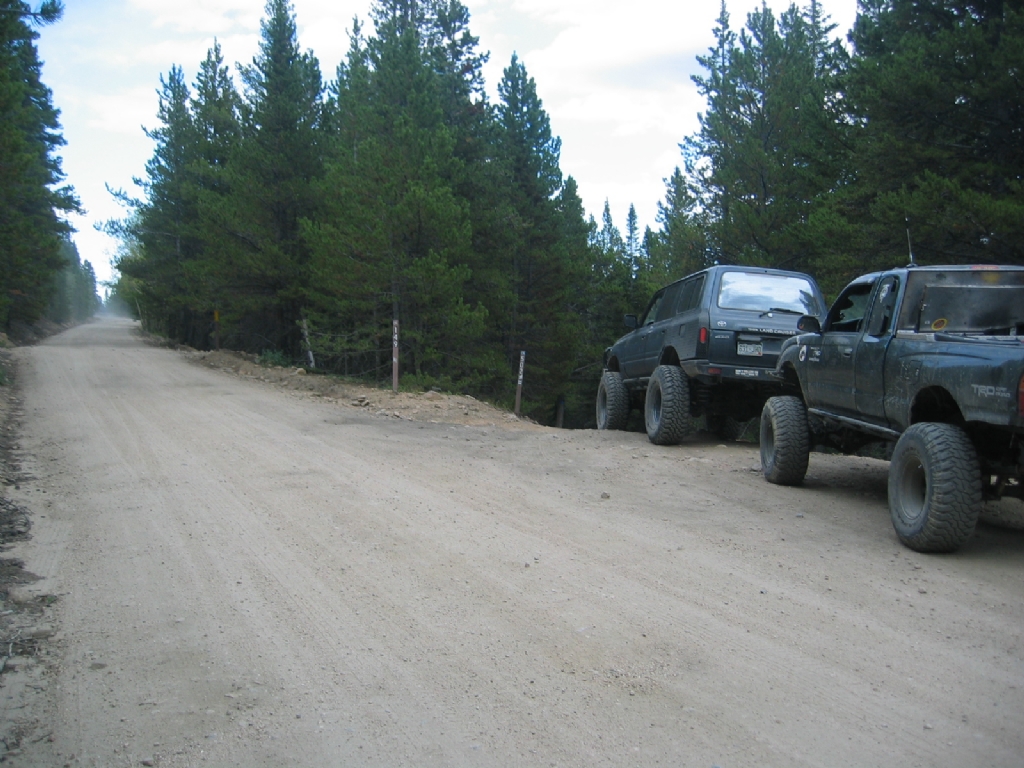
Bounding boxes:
[102,0,1024,426]
[1,0,98,336]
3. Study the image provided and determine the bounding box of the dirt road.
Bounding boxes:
[2,317,1022,767]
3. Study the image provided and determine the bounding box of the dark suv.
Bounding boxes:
[597,265,825,444]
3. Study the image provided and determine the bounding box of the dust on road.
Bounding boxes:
[1,317,1022,767]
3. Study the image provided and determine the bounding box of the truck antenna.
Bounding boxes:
[906,219,915,266]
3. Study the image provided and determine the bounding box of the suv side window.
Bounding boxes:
[676,275,705,314]
[641,290,665,326]
[826,281,876,333]
[655,282,684,322]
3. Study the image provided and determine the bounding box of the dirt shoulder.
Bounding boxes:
[182,347,537,430]
[0,343,61,762]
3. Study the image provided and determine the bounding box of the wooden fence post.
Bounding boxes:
[392,319,400,394]
[301,319,315,368]
[514,350,526,417]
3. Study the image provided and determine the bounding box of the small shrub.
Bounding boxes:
[257,349,291,368]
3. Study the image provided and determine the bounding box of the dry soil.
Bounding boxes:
[0,317,1022,767]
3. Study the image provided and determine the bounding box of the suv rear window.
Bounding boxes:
[717,272,820,315]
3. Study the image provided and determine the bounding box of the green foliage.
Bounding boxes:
[671,0,1024,295]
[257,349,290,367]
[45,239,99,323]
[108,0,1022,428]
[841,0,1024,269]
[110,0,611,425]
[684,1,850,272]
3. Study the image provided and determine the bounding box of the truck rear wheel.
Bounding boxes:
[760,396,810,485]
[596,371,629,431]
[888,423,981,552]
[645,365,692,445]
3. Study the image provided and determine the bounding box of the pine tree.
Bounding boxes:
[595,200,624,260]
[113,65,210,343]
[648,166,709,284]
[685,1,849,271]
[207,0,325,354]
[109,42,243,347]
[842,0,1024,267]
[624,204,642,275]
[0,0,79,331]
[45,239,97,324]
[304,1,485,384]
[192,42,240,185]
[495,53,596,419]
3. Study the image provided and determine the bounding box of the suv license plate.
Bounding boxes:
[737,342,763,356]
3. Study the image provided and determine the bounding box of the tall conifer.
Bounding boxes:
[210,0,324,352]
[0,0,78,330]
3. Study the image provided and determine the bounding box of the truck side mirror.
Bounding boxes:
[623,314,638,329]
[797,315,821,334]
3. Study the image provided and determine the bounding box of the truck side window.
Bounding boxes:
[826,282,875,333]
[865,277,900,337]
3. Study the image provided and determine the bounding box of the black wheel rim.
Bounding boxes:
[897,455,928,525]
[761,416,775,464]
[650,388,662,426]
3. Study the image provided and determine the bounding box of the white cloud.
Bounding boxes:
[83,87,159,135]
[471,0,858,235]
[128,0,262,34]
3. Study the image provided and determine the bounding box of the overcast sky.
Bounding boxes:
[36,0,857,286]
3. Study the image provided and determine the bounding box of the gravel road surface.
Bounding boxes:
[2,317,1022,767]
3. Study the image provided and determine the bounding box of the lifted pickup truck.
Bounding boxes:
[598,265,825,444]
[760,264,1024,552]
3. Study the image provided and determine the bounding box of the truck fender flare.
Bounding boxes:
[908,385,964,428]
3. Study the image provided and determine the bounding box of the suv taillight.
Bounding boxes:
[699,327,708,344]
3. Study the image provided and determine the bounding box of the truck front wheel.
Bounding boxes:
[889,423,981,552]
[760,396,810,485]
[596,371,629,431]
[645,365,692,445]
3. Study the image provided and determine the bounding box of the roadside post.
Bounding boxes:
[392,319,399,394]
[213,309,220,350]
[514,350,526,417]
[300,319,316,369]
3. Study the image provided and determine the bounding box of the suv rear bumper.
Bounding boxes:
[683,360,776,384]
[618,361,781,391]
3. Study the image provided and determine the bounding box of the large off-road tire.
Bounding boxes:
[760,396,810,485]
[596,371,629,431]
[644,365,692,445]
[706,412,747,441]
[888,423,981,552]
